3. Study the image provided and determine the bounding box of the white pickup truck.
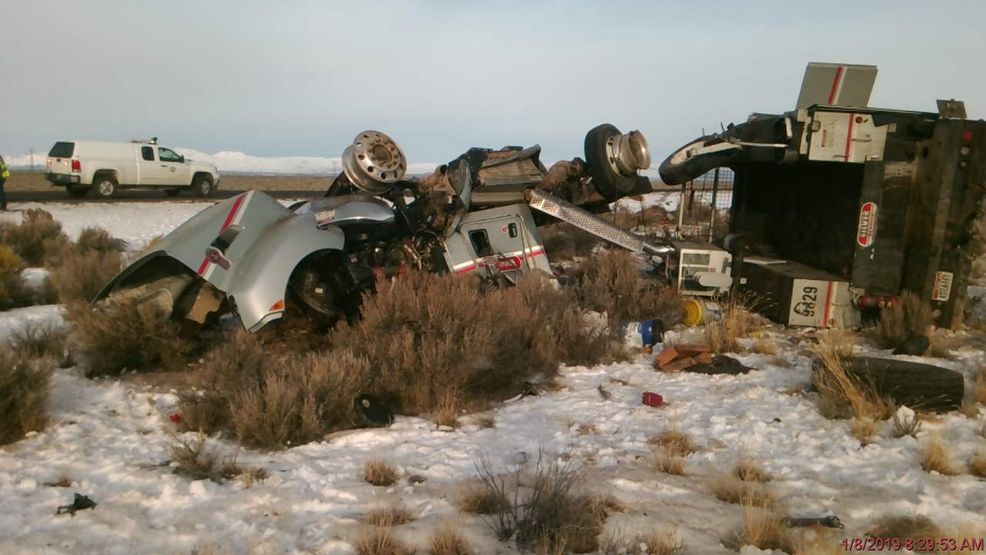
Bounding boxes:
[45,140,221,198]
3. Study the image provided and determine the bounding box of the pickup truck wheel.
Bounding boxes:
[66,185,90,198]
[192,175,213,198]
[165,188,181,197]
[94,175,117,198]
[584,124,640,201]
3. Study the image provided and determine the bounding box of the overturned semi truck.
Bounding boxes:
[660,62,986,329]
[95,125,685,332]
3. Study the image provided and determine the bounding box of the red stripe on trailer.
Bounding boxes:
[822,282,835,327]
[827,65,844,104]
[843,113,855,162]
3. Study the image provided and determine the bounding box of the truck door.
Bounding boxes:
[137,145,172,185]
[157,147,192,185]
[444,207,545,280]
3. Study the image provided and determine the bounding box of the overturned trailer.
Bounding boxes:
[660,63,986,329]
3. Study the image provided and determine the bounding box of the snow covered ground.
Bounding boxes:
[2,201,985,554]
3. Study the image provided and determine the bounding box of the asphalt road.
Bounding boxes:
[6,189,322,203]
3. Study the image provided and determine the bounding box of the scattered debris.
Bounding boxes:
[354,394,394,428]
[654,344,712,372]
[596,384,613,400]
[784,515,844,529]
[892,334,930,356]
[56,493,97,516]
[687,355,753,375]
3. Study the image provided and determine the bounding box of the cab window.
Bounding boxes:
[158,147,182,162]
[141,146,155,161]
[469,229,494,257]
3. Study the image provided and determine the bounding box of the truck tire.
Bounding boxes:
[93,174,117,198]
[192,174,213,198]
[66,185,90,198]
[584,123,639,201]
[814,356,964,413]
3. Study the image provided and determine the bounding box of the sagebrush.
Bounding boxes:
[0,352,52,445]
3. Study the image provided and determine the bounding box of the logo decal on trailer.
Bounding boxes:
[932,271,954,302]
[856,202,878,247]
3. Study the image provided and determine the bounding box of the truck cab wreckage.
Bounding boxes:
[95,124,686,332]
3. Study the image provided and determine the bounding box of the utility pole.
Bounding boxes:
[30,149,35,170]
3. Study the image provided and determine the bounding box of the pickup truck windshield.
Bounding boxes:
[159,148,182,162]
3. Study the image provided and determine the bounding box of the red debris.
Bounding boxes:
[169,413,183,424]
[642,392,664,407]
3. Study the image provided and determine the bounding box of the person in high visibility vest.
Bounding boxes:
[0,155,9,210]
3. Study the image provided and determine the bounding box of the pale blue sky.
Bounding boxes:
[2,0,983,164]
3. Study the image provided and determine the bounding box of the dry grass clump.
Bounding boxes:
[64,298,186,376]
[639,530,680,555]
[733,456,771,482]
[432,391,461,428]
[709,474,775,507]
[363,507,415,527]
[0,352,52,445]
[573,250,683,324]
[703,293,762,353]
[647,427,698,457]
[75,227,127,253]
[0,208,71,266]
[457,485,511,515]
[364,459,399,486]
[875,291,934,349]
[474,453,614,554]
[353,527,415,555]
[866,514,942,543]
[729,499,792,553]
[0,244,33,309]
[169,432,262,483]
[921,435,958,475]
[850,417,878,445]
[9,320,67,360]
[654,449,687,475]
[429,526,475,555]
[811,329,891,421]
[50,249,123,303]
[601,529,680,555]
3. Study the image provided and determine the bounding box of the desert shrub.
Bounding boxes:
[0,244,32,309]
[921,435,957,475]
[0,208,71,266]
[75,227,127,253]
[170,432,252,482]
[364,459,399,486]
[9,320,68,360]
[64,298,186,376]
[0,351,52,445]
[975,369,986,405]
[474,453,613,554]
[331,272,607,418]
[429,526,475,555]
[354,527,415,555]
[811,329,891,420]
[875,291,934,349]
[363,507,414,527]
[50,249,123,303]
[703,293,762,353]
[850,417,877,445]
[573,250,681,323]
[179,331,367,450]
